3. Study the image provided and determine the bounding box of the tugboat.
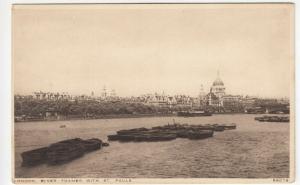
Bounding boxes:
[177,110,212,117]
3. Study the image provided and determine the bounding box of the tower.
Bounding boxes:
[198,84,206,106]
[102,86,107,98]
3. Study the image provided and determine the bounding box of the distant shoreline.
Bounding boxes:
[13,112,286,123]
[14,113,177,123]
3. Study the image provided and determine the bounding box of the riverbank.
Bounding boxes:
[15,113,177,123]
[15,112,289,123]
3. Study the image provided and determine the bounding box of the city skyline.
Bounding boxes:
[13,69,291,99]
[14,77,290,100]
[13,4,293,98]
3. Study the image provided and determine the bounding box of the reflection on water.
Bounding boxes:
[14,114,289,178]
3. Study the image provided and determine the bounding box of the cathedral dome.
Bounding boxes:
[212,77,224,86]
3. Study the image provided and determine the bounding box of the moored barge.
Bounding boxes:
[21,138,108,167]
[108,122,236,142]
[254,115,289,122]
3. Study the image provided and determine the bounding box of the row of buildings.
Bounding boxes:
[23,86,119,102]
[136,74,258,112]
[127,73,289,113]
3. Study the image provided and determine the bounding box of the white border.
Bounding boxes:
[0,1,297,185]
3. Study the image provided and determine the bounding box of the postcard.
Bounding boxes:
[12,3,295,183]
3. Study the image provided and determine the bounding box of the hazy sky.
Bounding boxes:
[13,4,294,98]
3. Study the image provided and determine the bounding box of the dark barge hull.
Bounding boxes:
[21,147,48,167]
[21,138,103,166]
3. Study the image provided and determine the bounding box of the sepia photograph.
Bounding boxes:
[12,3,294,183]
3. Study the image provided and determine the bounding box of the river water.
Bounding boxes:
[14,114,290,178]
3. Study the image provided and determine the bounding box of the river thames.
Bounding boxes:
[14,114,289,178]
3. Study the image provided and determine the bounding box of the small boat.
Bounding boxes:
[102,142,110,147]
